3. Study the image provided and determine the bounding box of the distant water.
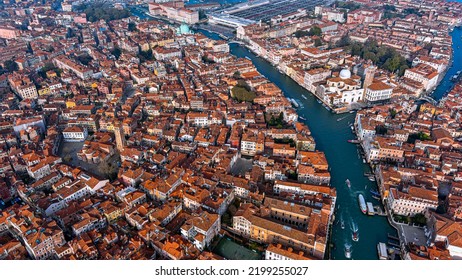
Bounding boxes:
[432,26,462,100]
[432,0,462,100]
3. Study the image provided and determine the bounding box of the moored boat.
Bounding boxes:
[358,194,367,214]
[370,189,381,200]
[377,243,388,260]
[345,179,351,188]
[367,202,375,215]
[289,98,299,108]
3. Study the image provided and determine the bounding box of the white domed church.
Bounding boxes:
[316,68,364,107]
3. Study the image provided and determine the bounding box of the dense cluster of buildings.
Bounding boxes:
[148,1,199,24]
[234,0,460,112]
[1,0,462,261]
[229,0,462,260]
[354,79,462,260]
[0,0,336,260]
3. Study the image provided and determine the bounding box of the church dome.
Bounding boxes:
[339,68,351,79]
[177,23,191,35]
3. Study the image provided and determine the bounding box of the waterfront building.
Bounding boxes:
[148,1,199,24]
[404,64,439,92]
[364,81,393,102]
[387,187,438,216]
[317,69,363,106]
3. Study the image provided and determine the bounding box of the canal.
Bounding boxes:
[226,41,396,260]
[199,26,462,259]
[432,26,462,100]
[131,9,462,260]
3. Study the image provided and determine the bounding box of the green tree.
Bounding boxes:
[314,38,323,47]
[111,47,122,59]
[4,60,19,72]
[231,85,256,102]
[363,51,378,64]
[375,125,387,135]
[294,30,310,38]
[138,49,153,62]
[407,132,431,144]
[80,1,131,23]
[412,213,427,226]
[336,35,351,47]
[390,109,397,119]
[341,38,410,76]
[128,22,137,32]
[77,54,93,65]
[308,26,322,36]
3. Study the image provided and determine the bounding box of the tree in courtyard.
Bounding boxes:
[128,22,137,32]
[375,125,388,135]
[4,60,19,72]
[111,47,122,59]
[308,26,322,37]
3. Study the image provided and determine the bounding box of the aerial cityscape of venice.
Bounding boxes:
[1,0,462,261]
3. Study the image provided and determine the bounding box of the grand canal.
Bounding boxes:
[201,27,462,259]
[228,41,396,260]
[131,6,462,259]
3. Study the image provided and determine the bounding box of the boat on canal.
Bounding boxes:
[367,202,375,216]
[352,222,359,242]
[347,139,361,144]
[345,179,351,188]
[302,94,307,100]
[358,194,367,214]
[377,243,388,260]
[299,116,306,121]
[344,243,352,259]
[289,98,299,108]
[224,40,402,259]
